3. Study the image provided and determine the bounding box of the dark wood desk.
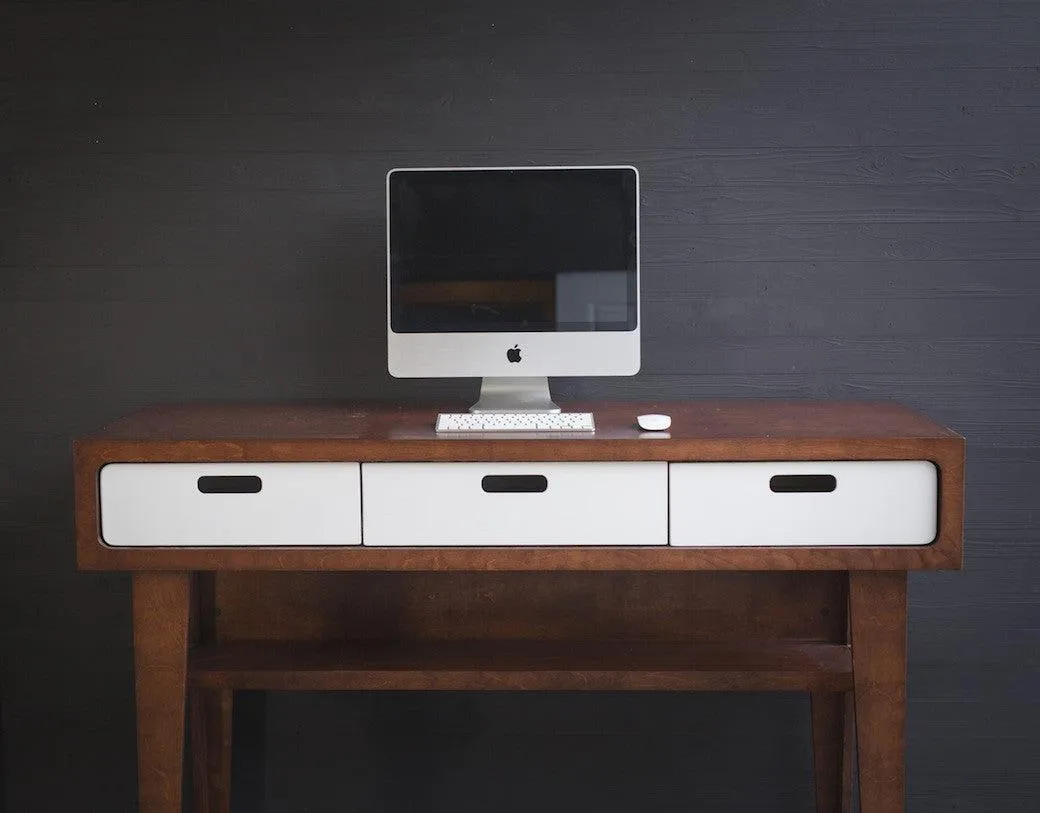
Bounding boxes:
[74,401,964,813]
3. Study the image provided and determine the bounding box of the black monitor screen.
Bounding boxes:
[388,167,638,333]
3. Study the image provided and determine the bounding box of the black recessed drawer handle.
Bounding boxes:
[769,474,837,494]
[481,475,548,493]
[197,475,263,494]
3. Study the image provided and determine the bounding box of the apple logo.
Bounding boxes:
[506,345,522,363]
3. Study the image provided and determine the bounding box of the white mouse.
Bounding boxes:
[636,413,671,432]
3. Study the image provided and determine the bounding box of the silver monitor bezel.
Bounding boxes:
[386,164,640,379]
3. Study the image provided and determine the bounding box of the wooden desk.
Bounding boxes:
[73,401,964,813]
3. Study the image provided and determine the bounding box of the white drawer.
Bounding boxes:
[100,463,361,547]
[669,461,938,547]
[362,462,667,546]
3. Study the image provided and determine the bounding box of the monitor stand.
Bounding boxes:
[469,377,561,414]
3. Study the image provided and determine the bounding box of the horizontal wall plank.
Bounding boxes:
[6,66,1039,119]
[910,606,1040,669]
[642,224,1040,262]
[3,0,1039,39]
[901,776,1038,813]
[8,184,1040,226]
[7,218,1040,266]
[910,663,1040,702]
[638,336,1040,377]
[8,43,1040,109]
[3,301,1033,378]
[5,260,1040,304]
[6,103,1039,153]
[647,260,1040,298]
[644,297,1040,338]
[8,149,1039,192]
[651,185,1040,223]
[8,33,1040,89]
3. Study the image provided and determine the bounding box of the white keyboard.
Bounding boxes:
[436,412,595,433]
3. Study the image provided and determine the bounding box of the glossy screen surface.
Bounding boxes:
[389,167,638,333]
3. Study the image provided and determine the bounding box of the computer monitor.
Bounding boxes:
[386,165,640,412]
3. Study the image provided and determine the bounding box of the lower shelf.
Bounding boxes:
[189,639,852,692]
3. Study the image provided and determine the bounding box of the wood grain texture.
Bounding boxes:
[72,400,965,572]
[850,572,909,813]
[8,173,1040,226]
[11,109,1037,156]
[190,689,232,813]
[7,149,1036,207]
[11,31,1040,101]
[811,576,854,813]
[811,692,854,813]
[132,573,190,813]
[212,572,849,644]
[188,639,854,692]
[83,399,959,440]
[12,219,1040,267]
[5,0,1037,40]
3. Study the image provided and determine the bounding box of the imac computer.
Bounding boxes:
[386,165,640,421]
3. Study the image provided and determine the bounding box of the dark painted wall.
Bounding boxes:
[2,1,1038,810]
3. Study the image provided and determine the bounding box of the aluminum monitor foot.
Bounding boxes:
[469,377,561,413]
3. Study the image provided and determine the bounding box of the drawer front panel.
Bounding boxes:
[362,462,667,546]
[670,461,938,547]
[100,463,361,547]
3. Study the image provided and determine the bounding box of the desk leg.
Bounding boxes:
[849,572,908,813]
[191,689,233,813]
[133,573,191,813]
[811,691,853,813]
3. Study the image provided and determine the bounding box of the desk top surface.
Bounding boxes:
[87,399,960,443]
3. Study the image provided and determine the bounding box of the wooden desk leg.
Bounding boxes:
[190,689,233,813]
[133,573,191,813]
[811,691,853,813]
[849,572,908,813]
